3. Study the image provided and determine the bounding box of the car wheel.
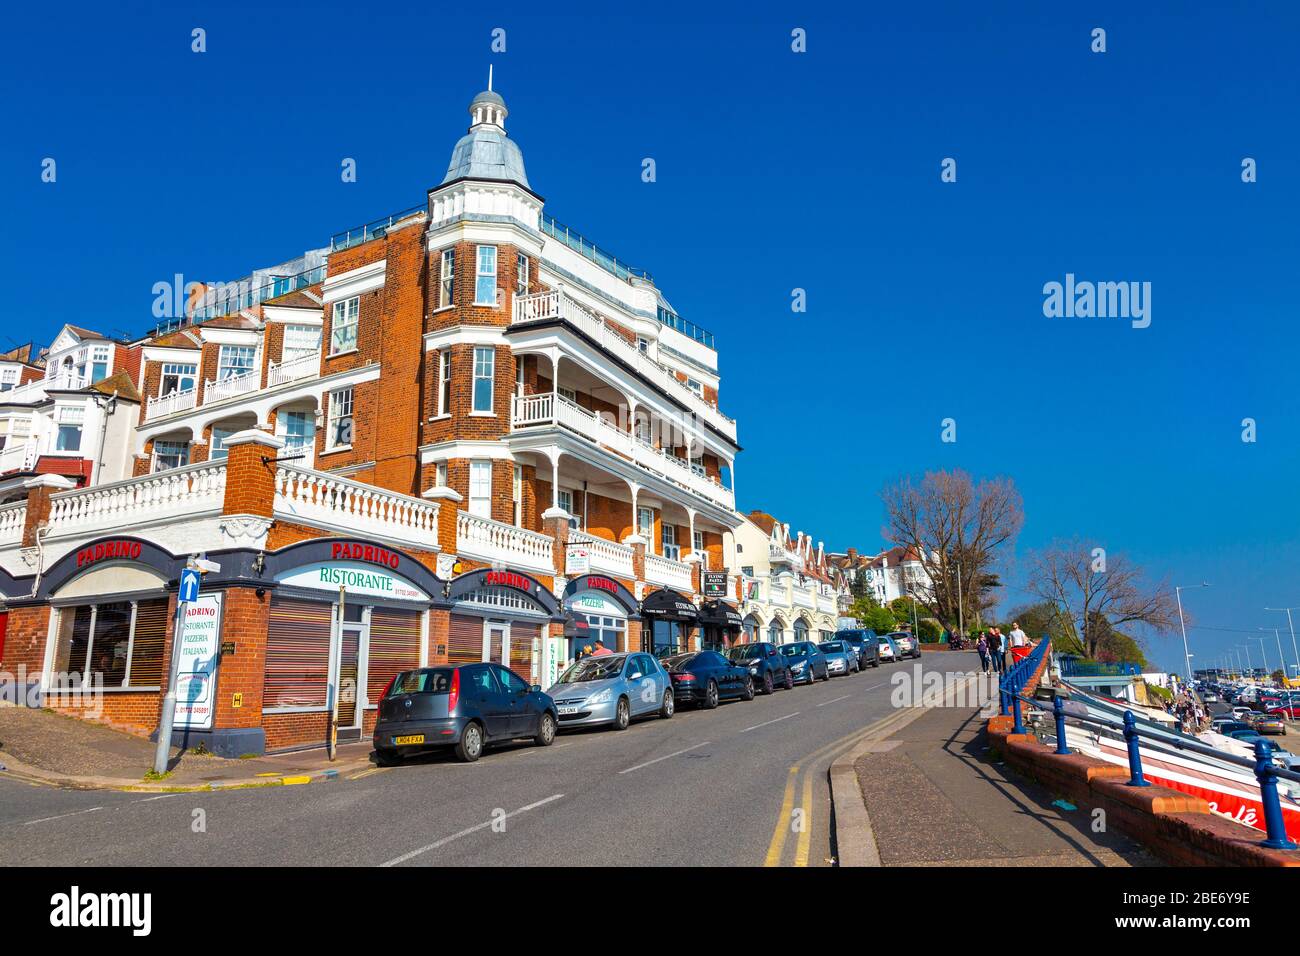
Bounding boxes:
[454,722,484,763]
[742,677,755,701]
[705,680,720,709]
[872,656,880,668]
[534,711,556,747]
[375,748,401,767]
[784,670,794,690]
[659,689,675,719]
[613,697,631,731]
[762,672,775,695]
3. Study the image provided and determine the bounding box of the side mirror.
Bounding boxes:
[531,684,542,693]
[629,672,643,681]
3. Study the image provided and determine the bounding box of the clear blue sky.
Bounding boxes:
[3,1,1298,673]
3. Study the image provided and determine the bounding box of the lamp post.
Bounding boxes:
[1264,607,1300,682]
[1251,632,1273,683]
[1174,583,1208,684]
[1238,644,1254,681]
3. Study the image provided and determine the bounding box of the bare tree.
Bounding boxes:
[1024,538,1177,659]
[880,469,1024,635]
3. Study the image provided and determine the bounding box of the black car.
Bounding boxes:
[835,629,881,670]
[777,640,829,684]
[373,662,557,765]
[663,651,755,708]
[724,642,794,694]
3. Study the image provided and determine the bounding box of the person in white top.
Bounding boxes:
[1008,623,1029,648]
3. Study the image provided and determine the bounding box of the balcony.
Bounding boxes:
[645,552,693,592]
[457,511,553,574]
[791,583,816,610]
[267,350,320,387]
[0,440,38,475]
[145,386,198,421]
[45,462,227,538]
[275,465,438,550]
[768,543,804,569]
[0,500,26,545]
[511,290,737,441]
[817,592,836,615]
[204,368,261,405]
[511,393,735,511]
[568,530,635,578]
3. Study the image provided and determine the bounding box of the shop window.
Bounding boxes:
[52,599,168,688]
[54,405,84,452]
[331,297,360,354]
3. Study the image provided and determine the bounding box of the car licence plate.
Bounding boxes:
[558,706,579,715]
[394,734,425,745]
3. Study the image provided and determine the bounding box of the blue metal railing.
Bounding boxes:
[1010,684,1300,852]
[998,637,1052,736]
[154,264,328,336]
[656,306,715,350]
[540,214,653,284]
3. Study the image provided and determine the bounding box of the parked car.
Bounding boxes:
[545,653,674,730]
[662,651,754,708]
[835,629,881,669]
[1250,712,1288,735]
[877,633,900,663]
[725,642,794,694]
[777,640,828,684]
[1202,693,1219,704]
[1231,706,1257,721]
[817,640,858,677]
[373,662,557,765]
[888,631,921,660]
[1211,719,1254,736]
[1268,705,1300,720]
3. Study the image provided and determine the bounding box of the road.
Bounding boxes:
[0,652,980,867]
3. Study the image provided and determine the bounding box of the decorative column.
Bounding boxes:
[21,474,76,548]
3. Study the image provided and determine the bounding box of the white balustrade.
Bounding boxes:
[457,511,553,572]
[792,583,816,610]
[45,462,227,536]
[204,368,261,405]
[267,350,320,387]
[275,465,438,547]
[512,290,737,441]
[145,386,198,421]
[0,501,26,544]
[511,393,735,511]
[645,552,694,592]
[568,530,635,578]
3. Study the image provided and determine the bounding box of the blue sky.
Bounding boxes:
[3,1,1298,673]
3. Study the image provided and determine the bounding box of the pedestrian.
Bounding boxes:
[591,640,613,657]
[1009,621,1028,649]
[976,631,991,675]
[988,629,1004,675]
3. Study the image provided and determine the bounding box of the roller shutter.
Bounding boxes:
[448,614,484,666]
[264,597,333,708]
[367,607,421,703]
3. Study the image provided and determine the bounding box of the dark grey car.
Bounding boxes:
[835,629,881,670]
[373,662,557,765]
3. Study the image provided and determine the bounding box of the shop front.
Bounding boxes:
[698,600,744,652]
[262,539,440,750]
[30,536,183,736]
[559,574,640,680]
[445,567,563,688]
[639,588,699,658]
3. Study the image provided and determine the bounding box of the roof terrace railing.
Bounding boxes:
[153,264,328,336]
[330,205,425,252]
[656,306,715,350]
[541,214,654,284]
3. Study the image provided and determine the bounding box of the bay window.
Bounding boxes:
[475,245,497,305]
[468,460,492,518]
[327,387,354,450]
[439,248,455,308]
[472,347,494,413]
[217,345,256,381]
[331,296,360,354]
[439,350,451,415]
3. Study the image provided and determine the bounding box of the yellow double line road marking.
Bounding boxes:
[762,704,927,867]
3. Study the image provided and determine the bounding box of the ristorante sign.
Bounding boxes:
[276,560,428,602]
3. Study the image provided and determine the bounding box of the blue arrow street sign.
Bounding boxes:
[179,568,202,603]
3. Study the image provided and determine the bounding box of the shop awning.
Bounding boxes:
[640,588,699,622]
[698,600,743,628]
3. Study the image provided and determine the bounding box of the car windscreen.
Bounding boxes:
[662,654,696,669]
[557,656,627,683]
[836,631,866,640]
[777,644,805,657]
[818,642,844,652]
[725,645,764,661]
[390,669,453,695]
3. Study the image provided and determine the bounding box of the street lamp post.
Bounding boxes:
[1174,583,1209,684]
[1251,633,1273,683]
[1265,607,1300,682]
[1238,644,1253,681]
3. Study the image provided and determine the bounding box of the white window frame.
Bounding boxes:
[662,523,679,561]
[474,245,497,306]
[439,249,455,308]
[160,362,197,396]
[277,409,315,463]
[471,346,495,414]
[438,350,452,416]
[637,507,654,545]
[54,405,85,453]
[217,344,257,381]
[209,426,235,460]
[282,324,321,363]
[516,252,529,296]
[469,460,492,518]
[326,387,354,451]
[512,464,523,526]
[152,439,189,472]
[331,296,360,355]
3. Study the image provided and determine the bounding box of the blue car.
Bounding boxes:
[777,640,828,685]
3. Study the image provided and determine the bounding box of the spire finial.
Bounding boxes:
[488,64,493,92]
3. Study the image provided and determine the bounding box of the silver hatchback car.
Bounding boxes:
[545,652,675,730]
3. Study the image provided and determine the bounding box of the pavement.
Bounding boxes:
[0,704,372,790]
[840,703,1158,867]
[0,654,982,866]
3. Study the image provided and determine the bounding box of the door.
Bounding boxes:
[464,664,511,740]
[629,654,660,715]
[494,664,534,736]
[337,619,363,738]
[484,621,509,665]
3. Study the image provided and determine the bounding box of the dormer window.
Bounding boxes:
[161,363,197,396]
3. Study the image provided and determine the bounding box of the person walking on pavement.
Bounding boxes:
[1009,621,1028,649]
[988,629,1004,675]
[976,631,991,675]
